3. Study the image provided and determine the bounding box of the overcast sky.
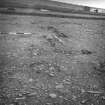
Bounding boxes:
[52,0,105,9]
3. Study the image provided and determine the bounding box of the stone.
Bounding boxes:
[102,96,105,99]
[49,93,57,98]
[56,84,64,89]
[28,78,34,82]
[72,95,77,101]
[81,49,92,55]
[81,99,87,104]
[48,72,55,77]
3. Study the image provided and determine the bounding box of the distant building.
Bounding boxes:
[90,8,98,13]
[90,7,105,13]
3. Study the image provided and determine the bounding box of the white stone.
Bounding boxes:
[28,78,34,82]
[49,93,57,98]
[24,33,31,34]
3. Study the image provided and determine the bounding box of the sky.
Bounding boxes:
[52,0,105,9]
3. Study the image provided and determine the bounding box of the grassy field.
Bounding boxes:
[0,14,105,105]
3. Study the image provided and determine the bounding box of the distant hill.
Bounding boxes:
[0,0,105,14]
[0,0,85,13]
[0,0,82,8]
[0,0,75,7]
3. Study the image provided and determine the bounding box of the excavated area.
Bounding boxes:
[0,14,105,105]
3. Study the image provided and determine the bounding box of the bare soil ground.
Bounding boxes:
[0,14,105,105]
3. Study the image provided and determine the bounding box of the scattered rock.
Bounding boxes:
[48,72,55,77]
[55,84,64,89]
[102,96,105,100]
[81,49,93,55]
[72,95,77,101]
[15,96,26,100]
[28,78,34,82]
[81,88,86,93]
[27,92,37,96]
[47,26,68,38]
[18,93,23,97]
[49,93,57,98]
[47,38,56,47]
[36,70,42,74]
[81,99,87,104]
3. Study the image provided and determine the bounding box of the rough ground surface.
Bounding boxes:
[0,14,105,105]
